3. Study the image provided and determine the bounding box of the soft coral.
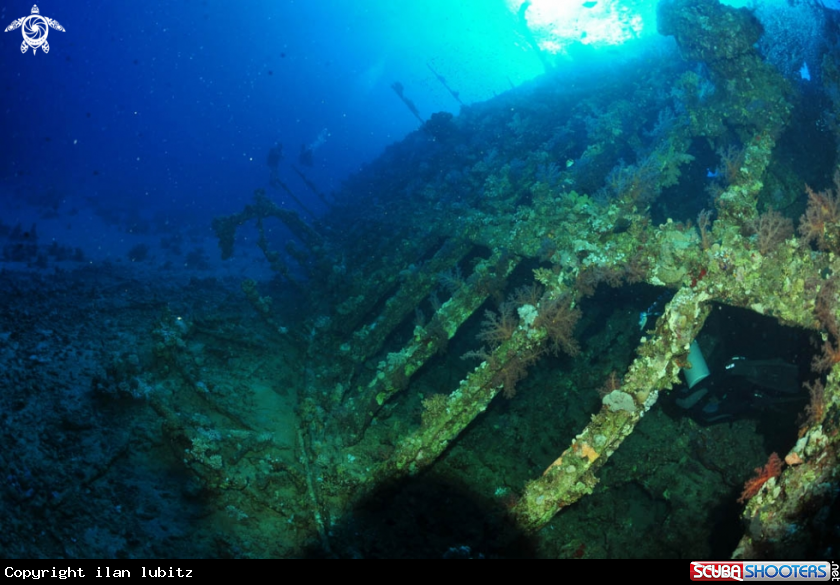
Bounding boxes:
[799,172,840,252]
[738,453,783,504]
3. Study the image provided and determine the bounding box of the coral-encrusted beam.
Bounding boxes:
[512,287,711,532]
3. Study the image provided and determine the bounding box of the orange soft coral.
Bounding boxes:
[737,452,782,504]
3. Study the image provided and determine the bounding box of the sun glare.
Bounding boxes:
[507,0,646,54]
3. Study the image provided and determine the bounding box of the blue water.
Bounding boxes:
[0,0,602,264]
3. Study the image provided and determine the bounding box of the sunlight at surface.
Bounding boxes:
[506,0,646,54]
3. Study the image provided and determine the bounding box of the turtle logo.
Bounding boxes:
[4,5,65,55]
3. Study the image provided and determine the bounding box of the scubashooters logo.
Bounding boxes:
[690,560,835,581]
[4,5,65,54]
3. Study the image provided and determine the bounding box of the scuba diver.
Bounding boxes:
[267,142,284,170]
[267,141,285,189]
[265,142,283,171]
[298,128,329,167]
[674,340,802,425]
[299,144,314,167]
[640,292,804,425]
